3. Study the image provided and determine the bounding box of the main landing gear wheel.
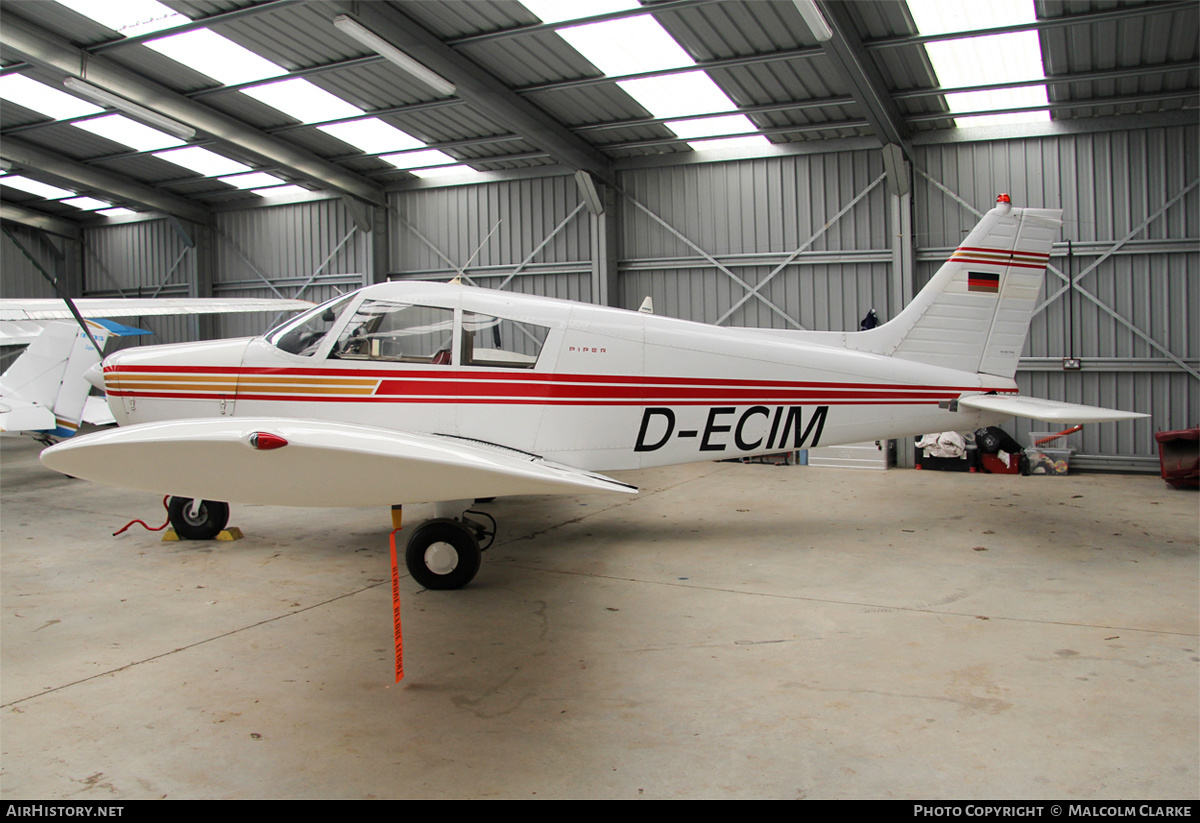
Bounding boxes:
[405,518,483,590]
[167,496,230,540]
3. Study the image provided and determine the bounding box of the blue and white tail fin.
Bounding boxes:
[0,319,146,438]
[850,194,1062,380]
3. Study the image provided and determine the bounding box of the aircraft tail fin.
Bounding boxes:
[0,320,113,437]
[850,195,1062,379]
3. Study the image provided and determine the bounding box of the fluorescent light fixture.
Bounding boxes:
[99,207,137,217]
[219,172,286,189]
[557,16,694,75]
[619,71,738,119]
[0,175,76,199]
[61,196,112,210]
[63,78,196,139]
[152,147,252,176]
[249,185,312,198]
[241,78,363,124]
[56,0,188,37]
[521,0,641,25]
[792,0,833,42]
[407,164,480,179]
[0,75,103,120]
[143,29,286,86]
[333,15,456,97]
[317,119,426,153]
[71,113,188,151]
[379,149,458,170]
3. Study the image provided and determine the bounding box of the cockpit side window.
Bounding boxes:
[331,300,454,363]
[268,294,355,357]
[462,312,549,369]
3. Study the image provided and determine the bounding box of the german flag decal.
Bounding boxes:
[968,272,1000,293]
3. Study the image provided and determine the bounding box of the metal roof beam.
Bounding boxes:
[0,202,81,241]
[333,2,613,183]
[1,136,212,225]
[0,13,386,207]
[810,1,910,154]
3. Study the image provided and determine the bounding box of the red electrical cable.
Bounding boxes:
[113,495,171,536]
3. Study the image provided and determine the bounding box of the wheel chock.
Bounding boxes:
[162,527,243,542]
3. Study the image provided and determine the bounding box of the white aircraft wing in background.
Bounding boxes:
[0,297,313,322]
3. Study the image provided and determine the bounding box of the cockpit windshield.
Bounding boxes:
[267,293,355,357]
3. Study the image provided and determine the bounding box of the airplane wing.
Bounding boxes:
[40,417,638,506]
[958,394,1149,424]
[0,297,312,322]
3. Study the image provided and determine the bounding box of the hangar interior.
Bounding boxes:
[1,0,1197,801]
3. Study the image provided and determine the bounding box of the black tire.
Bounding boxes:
[405,518,482,590]
[167,497,230,540]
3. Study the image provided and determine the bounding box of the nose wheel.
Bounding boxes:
[404,511,495,590]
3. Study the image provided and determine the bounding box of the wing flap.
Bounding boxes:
[41,417,637,506]
[958,394,1148,424]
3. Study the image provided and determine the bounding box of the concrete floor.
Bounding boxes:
[1,434,1196,800]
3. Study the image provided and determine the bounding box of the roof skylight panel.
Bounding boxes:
[522,2,759,149]
[240,79,364,124]
[72,114,187,151]
[99,208,137,217]
[379,149,459,170]
[151,147,252,177]
[556,16,695,75]
[618,72,740,119]
[0,75,103,120]
[407,165,482,179]
[908,0,1050,127]
[1,176,75,200]
[317,119,427,153]
[61,196,112,210]
[667,114,771,152]
[520,0,642,26]
[251,185,311,198]
[55,0,188,37]
[0,176,76,199]
[219,172,287,190]
[142,29,287,86]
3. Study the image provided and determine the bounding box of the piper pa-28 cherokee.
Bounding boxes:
[42,196,1146,589]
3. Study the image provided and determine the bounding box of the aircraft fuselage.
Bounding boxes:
[98,282,1012,471]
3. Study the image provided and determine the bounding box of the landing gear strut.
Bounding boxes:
[404,506,496,590]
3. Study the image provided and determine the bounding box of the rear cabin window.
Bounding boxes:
[331,300,454,363]
[462,312,549,369]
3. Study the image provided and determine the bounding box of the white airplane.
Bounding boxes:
[0,298,311,441]
[41,196,1147,589]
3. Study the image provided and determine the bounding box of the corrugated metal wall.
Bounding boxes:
[616,151,891,330]
[388,176,593,302]
[82,218,197,346]
[0,224,72,300]
[212,199,368,339]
